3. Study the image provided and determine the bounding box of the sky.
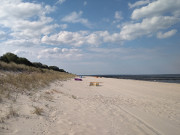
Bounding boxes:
[0,0,180,75]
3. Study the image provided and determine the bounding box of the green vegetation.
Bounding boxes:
[0,52,66,72]
[0,53,75,101]
[0,53,33,66]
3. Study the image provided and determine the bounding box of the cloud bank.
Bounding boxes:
[43,0,180,46]
[0,0,180,62]
[0,0,58,46]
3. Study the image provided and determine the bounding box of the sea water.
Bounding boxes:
[88,74,180,84]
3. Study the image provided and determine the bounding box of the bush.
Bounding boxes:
[33,62,49,69]
[0,52,33,66]
[49,66,59,71]
[0,52,66,72]
[0,53,19,63]
[33,62,43,68]
[17,57,33,66]
[49,66,65,72]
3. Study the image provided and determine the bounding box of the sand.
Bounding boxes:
[0,77,180,135]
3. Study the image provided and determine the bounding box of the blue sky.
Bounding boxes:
[0,0,180,74]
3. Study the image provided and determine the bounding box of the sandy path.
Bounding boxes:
[0,77,180,135]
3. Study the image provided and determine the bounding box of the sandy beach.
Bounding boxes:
[0,76,180,135]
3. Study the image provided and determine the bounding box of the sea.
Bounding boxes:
[85,74,180,84]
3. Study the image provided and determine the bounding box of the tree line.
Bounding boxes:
[0,52,66,72]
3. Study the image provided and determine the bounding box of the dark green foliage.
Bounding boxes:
[17,57,33,66]
[0,52,33,66]
[49,66,59,71]
[59,69,66,72]
[33,63,66,72]
[0,52,66,72]
[33,62,49,69]
[42,64,49,69]
[0,55,9,63]
[0,53,19,63]
[48,66,65,72]
[33,62,44,68]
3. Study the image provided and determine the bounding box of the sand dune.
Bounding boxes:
[0,77,180,135]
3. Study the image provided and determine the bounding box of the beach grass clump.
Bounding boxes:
[43,92,54,101]
[32,106,44,115]
[0,117,5,123]
[0,61,41,72]
[72,95,77,99]
[6,105,19,119]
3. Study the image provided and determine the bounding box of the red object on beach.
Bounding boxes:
[74,78,82,81]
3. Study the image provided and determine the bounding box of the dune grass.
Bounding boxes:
[0,61,75,101]
[0,61,41,72]
[32,106,44,115]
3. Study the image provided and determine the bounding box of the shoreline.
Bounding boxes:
[83,74,180,84]
[1,77,180,135]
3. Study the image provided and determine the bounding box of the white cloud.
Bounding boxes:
[41,31,95,46]
[0,43,45,62]
[41,30,122,46]
[61,11,91,27]
[42,31,88,46]
[39,0,180,46]
[0,0,179,50]
[84,1,87,6]
[14,49,35,58]
[157,29,177,39]
[57,0,66,5]
[38,47,82,59]
[0,0,41,19]
[114,11,123,20]
[128,0,150,9]
[0,0,57,41]
[132,0,180,19]
[3,39,40,47]
[120,16,180,40]
[123,0,180,40]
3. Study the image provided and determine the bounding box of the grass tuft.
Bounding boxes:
[6,105,19,119]
[32,106,44,115]
[72,95,77,99]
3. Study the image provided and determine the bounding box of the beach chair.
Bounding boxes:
[89,82,99,86]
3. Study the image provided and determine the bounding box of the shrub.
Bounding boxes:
[0,53,19,63]
[49,66,65,72]
[17,57,33,66]
[33,62,49,69]
[49,66,60,71]
[0,53,66,72]
[0,52,33,67]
